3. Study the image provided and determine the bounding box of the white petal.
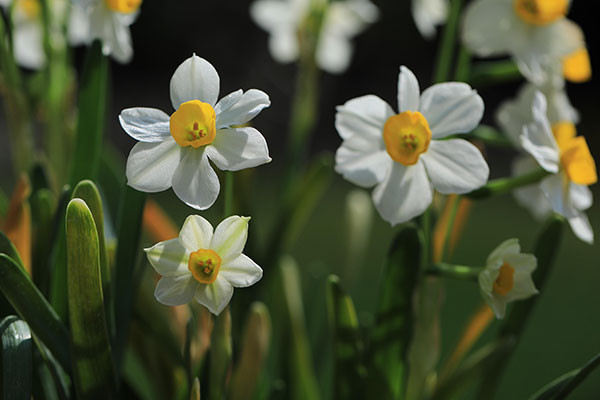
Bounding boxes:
[89,7,133,63]
[504,253,537,274]
[569,184,592,211]
[144,239,190,277]
[126,139,181,193]
[335,146,391,188]
[461,0,515,57]
[519,92,559,173]
[511,156,552,220]
[13,22,45,69]
[268,30,299,63]
[194,276,234,315]
[119,108,171,142]
[568,213,594,245]
[421,139,489,194]
[315,33,353,74]
[412,0,448,39]
[419,83,484,138]
[220,254,263,288]
[170,55,220,109]
[398,66,420,112]
[540,173,578,218]
[335,95,394,141]
[210,216,250,263]
[171,148,220,210]
[215,89,270,128]
[179,215,214,251]
[505,275,538,302]
[372,161,432,225]
[250,0,297,31]
[487,238,520,266]
[154,275,198,306]
[205,127,271,171]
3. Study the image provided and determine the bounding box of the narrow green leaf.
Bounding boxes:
[368,224,422,399]
[0,231,26,269]
[280,256,321,400]
[68,41,108,186]
[66,198,116,398]
[30,188,56,295]
[0,254,70,369]
[113,186,146,368]
[1,316,32,400]
[208,308,232,400]
[190,377,201,400]
[326,275,366,400]
[49,185,73,321]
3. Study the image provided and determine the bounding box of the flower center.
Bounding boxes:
[188,249,222,284]
[17,0,40,19]
[493,263,515,296]
[383,111,431,166]
[104,0,142,14]
[563,48,592,83]
[513,0,568,26]
[551,122,597,186]
[169,100,217,148]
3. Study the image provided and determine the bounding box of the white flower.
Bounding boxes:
[250,0,378,74]
[71,0,141,63]
[334,66,489,225]
[498,89,596,243]
[479,238,538,319]
[462,0,586,85]
[0,0,88,69]
[120,55,272,210]
[412,0,448,39]
[145,215,263,315]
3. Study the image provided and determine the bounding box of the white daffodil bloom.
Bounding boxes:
[120,55,272,210]
[145,215,263,315]
[498,89,596,243]
[479,238,538,319]
[412,0,448,39]
[462,0,588,85]
[250,0,378,74]
[71,0,141,63]
[0,0,88,69]
[334,66,489,225]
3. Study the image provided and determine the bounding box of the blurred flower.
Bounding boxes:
[479,238,538,319]
[462,0,587,85]
[120,54,271,210]
[250,0,378,74]
[0,0,88,69]
[498,89,596,243]
[145,215,263,315]
[71,0,142,63]
[334,66,489,225]
[412,0,448,39]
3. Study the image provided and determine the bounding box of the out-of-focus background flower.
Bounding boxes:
[1,1,598,398]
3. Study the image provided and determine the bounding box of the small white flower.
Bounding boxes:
[120,55,272,210]
[334,66,489,225]
[71,0,141,63]
[412,0,448,39]
[145,215,263,315]
[462,0,585,85]
[479,238,538,319]
[497,89,596,243]
[250,0,378,74]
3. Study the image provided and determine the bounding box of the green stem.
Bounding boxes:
[427,263,482,281]
[440,196,460,262]
[466,168,550,199]
[469,60,522,87]
[224,171,234,218]
[454,46,471,82]
[433,0,463,83]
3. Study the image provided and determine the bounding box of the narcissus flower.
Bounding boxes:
[250,0,378,74]
[120,55,271,210]
[412,0,448,39]
[71,0,142,63]
[498,89,596,243]
[479,238,538,318]
[462,0,587,85]
[334,66,489,225]
[145,215,263,315]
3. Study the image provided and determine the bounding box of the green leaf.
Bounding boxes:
[1,316,32,399]
[368,224,422,399]
[30,188,56,296]
[68,41,108,186]
[190,377,201,400]
[49,185,73,321]
[528,353,600,400]
[0,254,70,369]
[326,275,366,400]
[65,198,116,398]
[280,256,321,400]
[208,308,232,400]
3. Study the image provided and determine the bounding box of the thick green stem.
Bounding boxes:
[466,168,550,199]
[427,263,482,281]
[433,0,463,83]
[469,60,522,87]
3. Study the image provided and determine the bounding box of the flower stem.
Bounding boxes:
[433,0,464,84]
[440,195,461,262]
[469,60,522,87]
[427,263,482,280]
[224,171,234,218]
[466,168,550,199]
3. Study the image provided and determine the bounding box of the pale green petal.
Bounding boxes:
[210,216,250,262]
[179,215,214,252]
[220,254,263,288]
[194,276,234,315]
[144,239,189,277]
